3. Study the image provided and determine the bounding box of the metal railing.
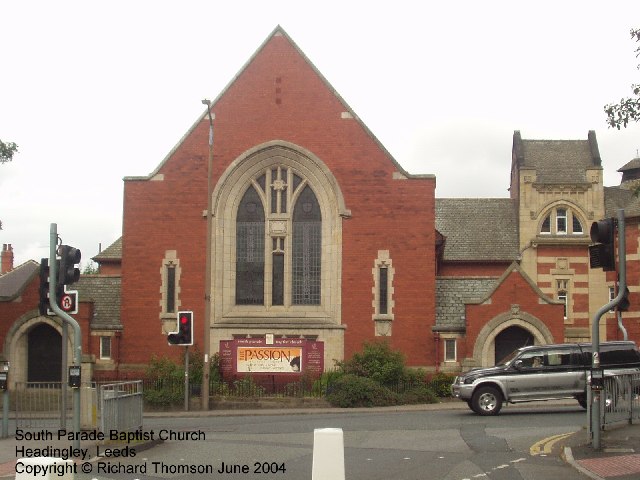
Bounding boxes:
[13,382,73,430]
[10,381,143,434]
[99,381,143,434]
[602,372,640,428]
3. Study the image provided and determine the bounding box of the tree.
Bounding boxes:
[0,140,18,164]
[605,28,640,129]
[0,139,18,230]
[82,261,99,275]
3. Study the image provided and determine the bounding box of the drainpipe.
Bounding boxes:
[434,332,440,373]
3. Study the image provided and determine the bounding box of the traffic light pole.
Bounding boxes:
[49,223,82,450]
[201,100,214,411]
[591,209,626,450]
[184,346,189,412]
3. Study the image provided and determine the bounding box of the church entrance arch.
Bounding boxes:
[494,326,534,365]
[472,307,555,367]
[27,323,62,382]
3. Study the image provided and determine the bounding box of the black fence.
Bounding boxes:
[130,372,455,408]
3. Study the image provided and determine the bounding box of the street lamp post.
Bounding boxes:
[201,99,214,410]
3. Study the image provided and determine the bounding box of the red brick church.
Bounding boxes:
[1,26,639,384]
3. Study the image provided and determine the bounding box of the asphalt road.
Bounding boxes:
[74,403,592,480]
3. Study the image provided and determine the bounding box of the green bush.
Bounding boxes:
[145,355,183,382]
[329,341,453,406]
[399,384,438,405]
[181,348,223,387]
[402,367,427,385]
[428,372,456,398]
[326,374,399,408]
[143,355,184,406]
[232,376,266,397]
[142,352,224,406]
[143,386,183,407]
[312,370,343,396]
[338,341,405,386]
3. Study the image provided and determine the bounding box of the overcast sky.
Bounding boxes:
[2,1,640,268]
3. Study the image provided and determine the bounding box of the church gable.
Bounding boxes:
[119,26,437,369]
[473,262,559,308]
[130,26,419,184]
[463,263,566,363]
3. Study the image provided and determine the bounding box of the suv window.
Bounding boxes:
[546,347,580,367]
[579,343,640,367]
[600,347,640,366]
[516,350,545,369]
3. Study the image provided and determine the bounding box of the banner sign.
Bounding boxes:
[237,346,303,373]
[219,338,324,377]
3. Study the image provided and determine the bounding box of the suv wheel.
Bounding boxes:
[472,386,503,415]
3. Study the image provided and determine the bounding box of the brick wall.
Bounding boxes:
[119,32,437,369]
[464,268,565,362]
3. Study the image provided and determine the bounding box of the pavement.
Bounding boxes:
[0,401,637,479]
[563,422,640,480]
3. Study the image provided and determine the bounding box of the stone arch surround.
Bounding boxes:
[209,140,349,367]
[3,310,72,386]
[472,307,555,367]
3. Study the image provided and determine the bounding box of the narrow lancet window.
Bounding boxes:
[236,185,265,305]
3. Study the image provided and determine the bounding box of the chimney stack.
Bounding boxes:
[1,244,14,274]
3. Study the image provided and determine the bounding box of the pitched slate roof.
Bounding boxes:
[435,277,496,330]
[618,156,640,172]
[512,130,602,185]
[92,237,122,262]
[520,139,598,184]
[435,198,519,262]
[604,186,640,218]
[0,260,39,301]
[74,275,122,330]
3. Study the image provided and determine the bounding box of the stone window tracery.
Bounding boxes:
[235,166,322,307]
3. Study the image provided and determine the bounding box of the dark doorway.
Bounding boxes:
[494,326,534,365]
[27,323,62,382]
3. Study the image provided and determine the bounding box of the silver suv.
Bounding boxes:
[451,341,640,415]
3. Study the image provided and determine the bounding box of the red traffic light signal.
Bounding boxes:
[168,311,193,346]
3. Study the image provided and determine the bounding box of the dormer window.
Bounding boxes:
[539,207,584,236]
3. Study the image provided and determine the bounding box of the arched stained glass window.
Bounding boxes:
[234,167,323,307]
[292,185,321,305]
[236,185,265,305]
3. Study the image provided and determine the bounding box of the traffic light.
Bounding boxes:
[589,218,616,271]
[168,311,193,346]
[39,258,62,315]
[57,245,81,288]
[39,259,50,315]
